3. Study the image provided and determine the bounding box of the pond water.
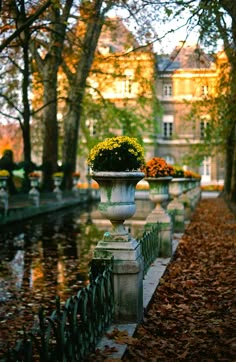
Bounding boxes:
[0,202,105,355]
[0,198,153,355]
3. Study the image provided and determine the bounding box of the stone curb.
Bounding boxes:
[96,236,181,359]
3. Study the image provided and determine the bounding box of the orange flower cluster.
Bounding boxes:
[78,181,99,189]
[142,157,174,178]
[184,170,201,179]
[28,172,40,178]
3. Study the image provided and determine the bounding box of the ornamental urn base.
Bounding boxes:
[92,171,144,241]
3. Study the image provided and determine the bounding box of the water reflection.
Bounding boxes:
[0,202,103,304]
[0,198,153,355]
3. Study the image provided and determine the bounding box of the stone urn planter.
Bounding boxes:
[53,176,63,201]
[146,176,172,212]
[29,176,40,207]
[145,176,172,257]
[0,174,9,214]
[168,178,185,199]
[167,178,185,232]
[0,176,8,188]
[88,136,146,323]
[92,171,144,240]
[72,173,80,197]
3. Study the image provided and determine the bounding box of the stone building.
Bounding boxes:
[154,41,225,184]
[57,17,226,185]
[83,20,226,184]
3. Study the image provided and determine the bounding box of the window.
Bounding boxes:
[201,85,209,96]
[163,115,173,138]
[200,157,211,182]
[123,70,133,96]
[200,119,209,139]
[164,155,175,164]
[86,119,97,136]
[163,84,172,97]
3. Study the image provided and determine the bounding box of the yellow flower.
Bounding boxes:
[53,172,63,177]
[87,136,145,172]
[0,169,10,177]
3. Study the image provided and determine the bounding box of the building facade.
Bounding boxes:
[154,42,225,184]
[78,20,226,185]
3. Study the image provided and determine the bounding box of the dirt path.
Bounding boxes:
[123,197,236,361]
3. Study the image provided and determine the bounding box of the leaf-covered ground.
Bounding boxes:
[123,197,236,361]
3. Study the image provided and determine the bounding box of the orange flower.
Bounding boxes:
[28,172,40,178]
[141,157,174,177]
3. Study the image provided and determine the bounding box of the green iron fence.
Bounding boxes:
[2,224,163,361]
[2,260,114,362]
[139,223,161,276]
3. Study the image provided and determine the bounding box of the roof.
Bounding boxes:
[97,17,140,54]
[157,41,213,72]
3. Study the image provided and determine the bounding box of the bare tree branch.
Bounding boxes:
[0,0,52,53]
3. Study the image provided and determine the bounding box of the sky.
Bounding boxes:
[108,5,223,54]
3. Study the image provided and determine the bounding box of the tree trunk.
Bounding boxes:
[230,123,236,202]
[21,21,31,165]
[219,0,236,202]
[62,0,106,189]
[41,65,59,190]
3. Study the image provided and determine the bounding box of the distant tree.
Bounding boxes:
[0,0,52,168]
[0,124,23,162]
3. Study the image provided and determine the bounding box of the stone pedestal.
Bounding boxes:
[0,187,8,215]
[167,199,185,232]
[29,187,40,207]
[29,178,40,207]
[167,178,185,232]
[0,177,9,215]
[53,177,63,201]
[145,208,172,257]
[94,235,143,323]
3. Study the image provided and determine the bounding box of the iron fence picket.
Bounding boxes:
[139,223,161,276]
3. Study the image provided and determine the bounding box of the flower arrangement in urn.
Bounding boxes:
[28,172,40,178]
[87,136,145,239]
[52,172,64,178]
[0,169,10,177]
[184,170,201,179]
[171,165,185,178]
[87,136,145,172]
[141,157,174,178]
